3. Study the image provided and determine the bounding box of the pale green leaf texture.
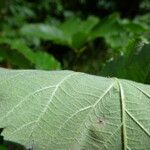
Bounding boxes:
[0,68,150,150]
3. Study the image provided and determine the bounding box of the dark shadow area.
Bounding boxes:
[0,128,28,150]
[3,141,27,150]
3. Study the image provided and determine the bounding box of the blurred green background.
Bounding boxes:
[0,0,150,149]
[0,0,150,83]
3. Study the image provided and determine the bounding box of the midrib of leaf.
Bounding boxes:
[117,79,127,150]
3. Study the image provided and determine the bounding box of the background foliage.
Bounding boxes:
[0,3,150,77]
[0,0,150,84]
[0,0,150,69]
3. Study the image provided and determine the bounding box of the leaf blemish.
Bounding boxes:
[96,117,107,126]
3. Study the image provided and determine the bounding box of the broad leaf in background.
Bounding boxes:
[0,39,61,70]
[90,14,147,50]
[0,69,150,150]
[101,40,150,84]
[20,24,69,45]
[60,16,99,36]
[0,48,32,69]
[20,16,99,51]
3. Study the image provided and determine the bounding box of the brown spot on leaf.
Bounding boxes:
[96,117,107,126]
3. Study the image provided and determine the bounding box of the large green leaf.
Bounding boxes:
[0,69,150,150]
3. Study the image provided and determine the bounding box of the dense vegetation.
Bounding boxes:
[0,0,150,83]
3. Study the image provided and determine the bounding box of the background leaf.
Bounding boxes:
[20,16,99,51]
[101,40,150,84]
[0,38,61,70]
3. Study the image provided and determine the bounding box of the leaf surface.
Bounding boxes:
[0,69,150,150]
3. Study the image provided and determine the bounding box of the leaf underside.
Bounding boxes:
[0,68,150,150]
